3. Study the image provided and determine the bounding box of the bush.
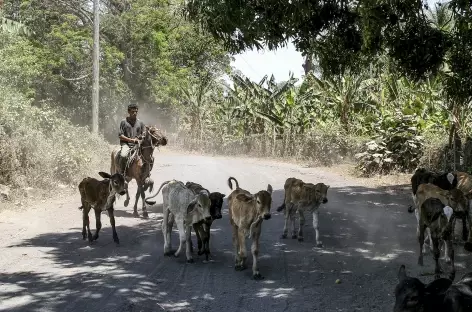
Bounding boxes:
[355,111,424,176]
[417,130,450,172]
[0,86,111,193]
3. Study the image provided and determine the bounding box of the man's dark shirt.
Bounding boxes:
[119,117,146,147]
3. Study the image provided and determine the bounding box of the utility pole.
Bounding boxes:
[92,0,99,134]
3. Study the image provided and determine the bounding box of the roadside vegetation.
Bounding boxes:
[1,0,471,201]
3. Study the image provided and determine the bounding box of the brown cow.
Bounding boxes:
[276,177,329,247]
[417,197,456,280]
[78,171,127,244]
[110,125,167,218]
[227,177,273,280]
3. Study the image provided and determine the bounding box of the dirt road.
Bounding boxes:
[1,150,471,312]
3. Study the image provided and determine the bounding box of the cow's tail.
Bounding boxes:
[276,190,287,212]
[144,180,172,205]
[228,177,240,190]
[407,205,416,213]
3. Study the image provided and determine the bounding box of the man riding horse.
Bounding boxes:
[112,102,168,218]
[117,103,147,177]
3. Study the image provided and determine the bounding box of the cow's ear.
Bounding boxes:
[187,199,198,214]
[99,172,111,179]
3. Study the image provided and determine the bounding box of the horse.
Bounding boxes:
[110,125,168,218]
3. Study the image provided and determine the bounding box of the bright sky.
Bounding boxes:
[230,40,305,84]
[229,0,442,85]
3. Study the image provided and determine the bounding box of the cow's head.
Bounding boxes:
[98,171,127,196]
[393,265,451,312]
[255,184,273,220]
[187,192,212,224]
[314,182,330,204]
[209,192,225,220]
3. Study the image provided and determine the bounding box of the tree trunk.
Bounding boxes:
[463,137,472,173]
[302,54,313,75]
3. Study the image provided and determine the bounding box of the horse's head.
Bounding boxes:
[143,125,168,148]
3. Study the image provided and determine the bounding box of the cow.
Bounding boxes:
[185,181,226,259]
[144,180,211,263]
[394,264,472,312]
[417,197,456,280]
[276,177,330,247]
[412,183,468,264]
[227,176,273,280]
[78,171,127,245]
[409,169,458,249]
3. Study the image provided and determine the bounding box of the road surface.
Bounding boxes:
[0,150,471,312]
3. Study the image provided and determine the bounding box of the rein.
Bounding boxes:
[125,128,162,170]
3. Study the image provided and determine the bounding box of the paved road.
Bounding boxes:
[0,151,471,312]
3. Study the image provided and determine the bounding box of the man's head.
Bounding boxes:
[128,103,138,119]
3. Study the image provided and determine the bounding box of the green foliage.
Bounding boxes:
[0,86,110,189]
[355,111,424,176]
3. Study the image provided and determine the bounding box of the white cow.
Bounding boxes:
[145,180,211,263]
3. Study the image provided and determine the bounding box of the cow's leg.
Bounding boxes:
[185,225,194,263]
[418,222,426,266]
[291,209,297,239]
[251,227,263,280]
[193,223,203,255]
[174,219,186,258]
[162,209,172,256]
[416,208,431,252]
[107,207,119,244]
[431,232,441,279]
[312,209,323,247]
[201,222,211,262]
[297,208,305,241]
[235,229,247,271]
[443,237,451,264]
[92,208,102,241]
[231,223,240,267]
[281,202,291,239]
[445,239,455,281]
[82,205,93,242]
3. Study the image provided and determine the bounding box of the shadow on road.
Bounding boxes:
[2,183,472,311]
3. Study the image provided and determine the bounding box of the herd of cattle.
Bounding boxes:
[76,166,472,311]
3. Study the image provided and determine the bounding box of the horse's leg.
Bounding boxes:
[124,178,131,208]
[133,183,141,217]
[140,181,149,219]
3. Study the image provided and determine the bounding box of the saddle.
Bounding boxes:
[115,145,139,176]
